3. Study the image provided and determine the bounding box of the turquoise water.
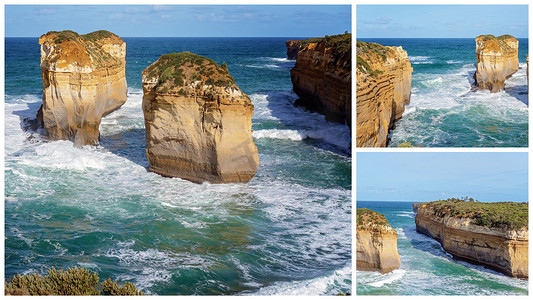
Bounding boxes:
[359,38,529,147]
[4,37,352,295]
[356,201,528,296]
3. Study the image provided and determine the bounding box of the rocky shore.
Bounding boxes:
[356,41,412,147]
[142,52,259,184]
[356,208,401,273]
[38,30,127,146]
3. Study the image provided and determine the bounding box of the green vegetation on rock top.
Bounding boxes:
[43,30,120,44]
[356,208,390,228]
[356,41,389,77]
[143,51,237,94]
[477,34,516,51]
[420,198,528,230]
[5,267,143,296]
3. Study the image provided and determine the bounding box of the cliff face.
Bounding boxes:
[474,34,519,93]
[356,41,413,147]
[286,40,305,60]
[356,208,401,273]
[414,203,528,279]
[38,30,127,146]
[142,52,259,184]
[289,33,351,129]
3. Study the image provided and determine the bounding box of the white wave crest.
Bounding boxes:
[368,269,406,287]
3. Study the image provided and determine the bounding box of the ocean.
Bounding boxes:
[356,201,528,296]
[358,38,529,147]
[4,37,352,295]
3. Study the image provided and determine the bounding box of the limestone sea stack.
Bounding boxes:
[38,30,127,146]
[289,33,351,129]
[142,52,259,184]
[356,41,413,147]
[474,34,519,93]
[414,199,528,279]
[356,208,401,273]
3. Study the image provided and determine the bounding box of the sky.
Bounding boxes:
[357,152,528,203]
[4,5,351,37]
[357,5,528,38]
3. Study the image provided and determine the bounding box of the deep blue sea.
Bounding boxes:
[4,37,352,295]
[358,38,529,147]
[356,201,528,295]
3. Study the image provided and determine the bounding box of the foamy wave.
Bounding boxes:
[446,60,463,64]
[410,56,433,64]
[368,269,406,287]
[270,57,290,62]
[253,128,350,150]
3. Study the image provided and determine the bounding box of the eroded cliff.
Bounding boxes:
[414,200,528,279]
[356,41,413,148]
[357,208,401,273]
[38,30,127,146]
[142,52,259,184]
[289,33,351,129]
[474,34,519,93]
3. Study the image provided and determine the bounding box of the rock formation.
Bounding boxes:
[289,33,351,129]
[356,41,412,147]
[474,34,519,93]
[414,201,528,279]
[286,37,321,60]
[38,30,127,146]
[142,52,259,184]
[357,208,401,273]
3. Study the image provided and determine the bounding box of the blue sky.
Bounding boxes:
[357,152,528,203]
[357,5,528,38]
[5,5,351,37]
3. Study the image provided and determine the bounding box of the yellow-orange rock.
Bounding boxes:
[38,30,127,146]
[356,41,412,147]
[142,52,259,184]
[289,33,351,128]
[356,208,401,273]
[414,203,528,279]
[474,34,519,93]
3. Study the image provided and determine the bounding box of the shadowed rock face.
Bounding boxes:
[289,33,351,130]
[414,203,528,279]
[38,30,127,146]
[356,41,413,147]
[142,52,259,184]
[474,34,519,93]
[356,208,401,273]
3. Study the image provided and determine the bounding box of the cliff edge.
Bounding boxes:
[356,41,413,147]
[357,208,401,273]
[414,199,528,279]
[474,34,519,93]
[142,52,259,184]
[289,33,351,129]
[38,30,127,146]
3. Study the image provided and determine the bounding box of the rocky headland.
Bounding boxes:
[474,34,519,93]
[142,52,259,184]
[357,208,401,273]
[38,30,127,146]
[289,33,351,129]
[285,37,321,60]
[413,199,528,279]
[356,41,413,147]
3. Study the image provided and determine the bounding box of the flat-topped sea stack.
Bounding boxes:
[38,30,127,146]
[414,199,528,279]
[142,52,259,184]
[474,34,519,93]
[289,33,351,129]
[357,208,401,273]
[356,41,413,147]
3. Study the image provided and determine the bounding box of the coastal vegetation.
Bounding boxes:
[421,198,528,230]
[5,267,143,296]
[357,208,389,228]
[478,34,515,51]
[356,41,388,76]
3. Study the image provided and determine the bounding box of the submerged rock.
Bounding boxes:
[38,30,127,146]
[142,52,259,184]
[474,34,519,93]
[356,208,401,273]
[356,41,413,147]
[289,33,351,129]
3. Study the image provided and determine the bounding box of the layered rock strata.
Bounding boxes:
[286,37,321,60]
[356,41,413,147]
[142,52,259,184]
[474,34,519,93]
[357,208,401,273]
[38,30,127,146]
[414,202,528,279]
[289,33,351,129]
